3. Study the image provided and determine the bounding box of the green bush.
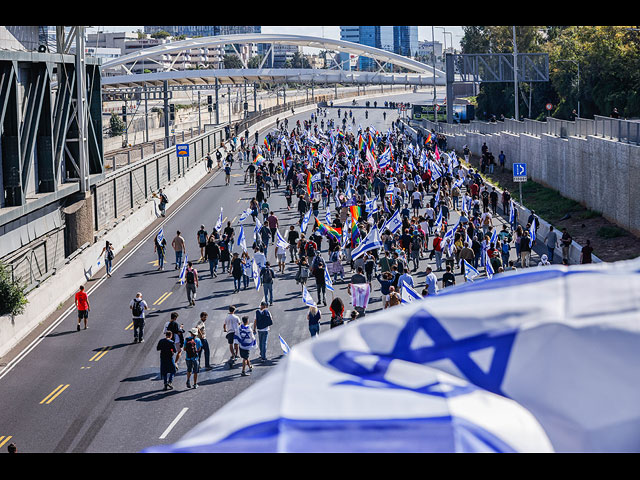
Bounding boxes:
[109,112,125,137]
[0,261,28,317]
[597,226,626,239]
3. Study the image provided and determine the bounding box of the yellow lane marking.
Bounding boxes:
[89,346,111,362]
[232,216,237,224]
[40,384,70,405]
[0,436,13,448]
[156,292,172,305]
[125,322,133,330]
[148,260,159,267]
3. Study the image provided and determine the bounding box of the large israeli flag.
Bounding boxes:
[509,201,515,225]
[156,228,164,245]
[529,218,537,248]
[484,250,494,279]
[351,225,383,260]
[383,209,403,234]
[490,227,498,246]
[143,257,640,453]
[434,208,443,230]
[239,208,252,223]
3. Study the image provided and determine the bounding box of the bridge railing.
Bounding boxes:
[420,114,639,145]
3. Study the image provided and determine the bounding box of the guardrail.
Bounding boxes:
[420,114,639,145]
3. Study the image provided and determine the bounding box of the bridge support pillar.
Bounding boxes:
[64,191,95,255]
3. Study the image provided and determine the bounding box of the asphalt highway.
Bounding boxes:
[0,89,545,453]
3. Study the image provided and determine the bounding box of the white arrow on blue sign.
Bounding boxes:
[514,163,527,176]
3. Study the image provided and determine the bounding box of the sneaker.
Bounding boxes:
[241,371,249,376]
[139,339,144,343]
[193,383,198,389]
[77,325,80,331]
[186,381,191,389]
[133,338,138,344]
[168,383,174,390]
[163,385,168,391]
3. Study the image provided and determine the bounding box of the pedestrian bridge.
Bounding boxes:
[101,33,447,90]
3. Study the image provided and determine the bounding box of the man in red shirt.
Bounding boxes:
[74,285,90,331]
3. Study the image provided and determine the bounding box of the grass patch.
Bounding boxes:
[597,226,626,239]
[579,210,602,220]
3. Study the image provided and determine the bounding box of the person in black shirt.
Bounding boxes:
[442,265,456,288]
[157,331,177,391]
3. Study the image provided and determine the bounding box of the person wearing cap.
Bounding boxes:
[183,327,202,389]
[129,292,148,343]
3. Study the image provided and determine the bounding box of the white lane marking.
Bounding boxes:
[159,407,189,439]
[0,164,222,382]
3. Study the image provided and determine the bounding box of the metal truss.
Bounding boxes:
[0,50,103,209]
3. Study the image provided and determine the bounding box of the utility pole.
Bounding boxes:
[431,25,437,105]
[144,85,149,143]
[197,90,201,133]
[75,26,89,192]
[513,26,519,121]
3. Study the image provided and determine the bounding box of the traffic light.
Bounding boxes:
[169,103,175,121]
[207,95,213,112]
[122,105,127,122]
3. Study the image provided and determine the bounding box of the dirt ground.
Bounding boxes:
[464,157,640,263]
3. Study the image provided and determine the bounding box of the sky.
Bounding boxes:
[87,26,464,51]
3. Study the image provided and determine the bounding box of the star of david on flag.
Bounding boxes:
[215,207,224,232]
[462,259,479,281]
[237,225,247,253]
[301,209,312,233]
[252,258,261,290]
[400,281,422,304]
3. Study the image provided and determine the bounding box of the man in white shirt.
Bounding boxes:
[425,266,439,296]
[223,305,241,360]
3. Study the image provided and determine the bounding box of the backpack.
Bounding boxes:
[160,193,168,204]
[305,242,316,257]
[198,231,207,244]
[132,299,143,317]
[411,236,421,251]
[186,269,195,284]
[185,337,198,358]
[107,249,114,261]
[262,268,274,283]
[330,315,344,329]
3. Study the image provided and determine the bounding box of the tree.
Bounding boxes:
[136,29,146,40]
[109,112,125,137]
[248,55,264,69]
[290,51,311,69]
[223,54,243,69]
[150,30,171,39]
[0,261,28,317]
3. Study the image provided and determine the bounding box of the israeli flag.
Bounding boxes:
[434,208,443,230]
[529,218,537,248]
[144,255,640,453]
[434,188,441,206]
[485,250,494,279]
[384,209,403,234]
[276,230,289,250]
[279,335,291,355]
[252,258,261,291]
[156,228,164,245]
[351,225,383,260]
[325,208,332,224]
[490,228,498,247]
[509,200,516,225]
[254,220,262,240]
[237,225,247,253]
[178,253,188,285]
[215,207,224,232]
[239,208,251,223]
[311,172,322,184]
[462,259,479,281]
[400,281,422,304]
[302,286,316,307]
[301,209,312,233]
[325,267,335,292]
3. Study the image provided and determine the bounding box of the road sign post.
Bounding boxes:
[513,162,527,205]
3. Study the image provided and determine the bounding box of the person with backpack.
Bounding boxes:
[236,316,256,376]
[205,234,220,278]
[254,302,273,362]
[196,311,211,370]
[154,188,168,217]
[184,261,199,306]
[183,327,202,389]
[129,292,148,344]
[313,259,328,306]
[260,262,276,306]
[329,297,345,329]
[196,225,208,262]
[295,256,310,289]
[100,241,115,277]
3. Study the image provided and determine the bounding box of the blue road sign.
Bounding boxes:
[513,162,527,182]
[176,144,189,157]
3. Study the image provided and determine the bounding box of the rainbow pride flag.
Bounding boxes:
[425,132,432,145]
[316,218,342,241]
[254,154,265,165]
[350,218,361,248]
[306,172,312,196]
[263,138,271,152]
[350,205,362,222]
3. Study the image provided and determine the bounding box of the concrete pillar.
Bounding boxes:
[64,191,95,254]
